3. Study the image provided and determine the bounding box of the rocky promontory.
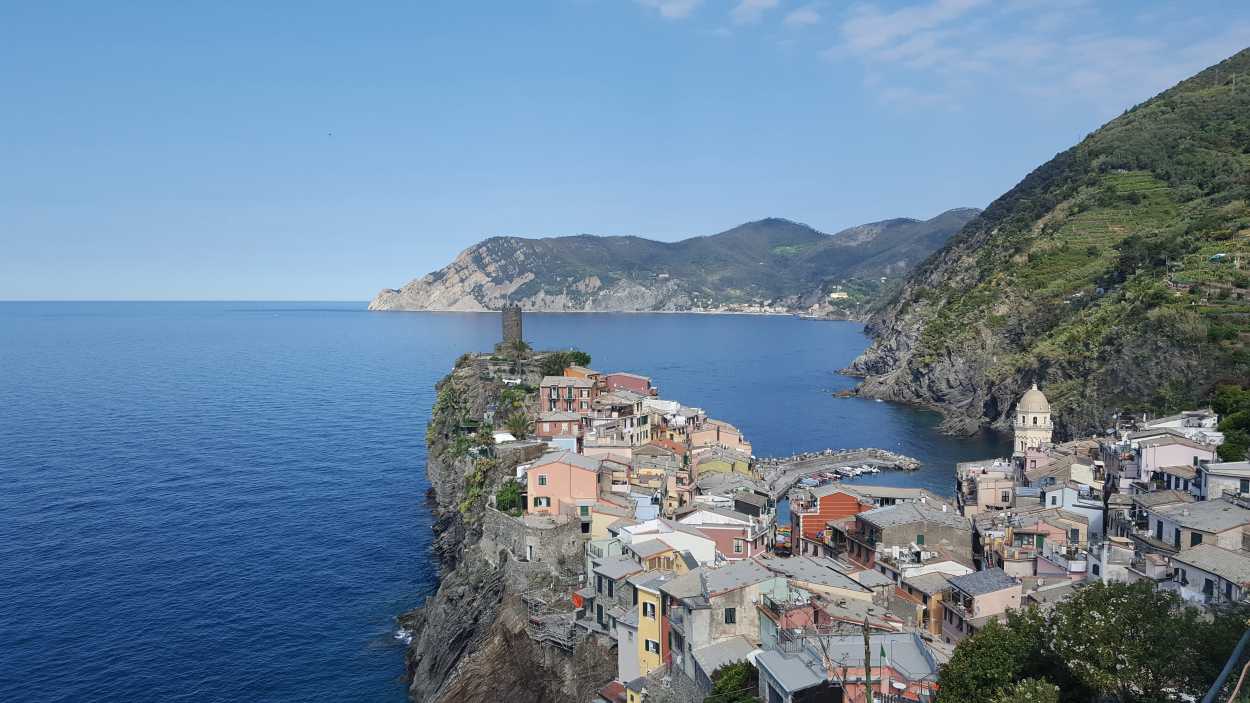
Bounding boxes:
[369,210,979,317]
[399,350,614,702]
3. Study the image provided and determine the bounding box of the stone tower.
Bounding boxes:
[1013,383,1053,456]
[502,304,523,346]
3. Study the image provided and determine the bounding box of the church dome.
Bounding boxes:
[1017,383,1050,414]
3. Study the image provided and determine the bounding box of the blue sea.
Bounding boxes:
[0,303,1009,702]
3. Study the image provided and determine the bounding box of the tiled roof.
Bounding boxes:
[1130,490,1194,508]
[594,556,645,581]
[902,571,953,596]
[1171,544,1250,586]
[540,375,594,387]
[947,568,1019,596]
[692,636,756,678]
[756,555,870,593]
[1154,500,1250,533]
[857,502,969,530]
[530,450,600,472]
[1205,461,1250,477]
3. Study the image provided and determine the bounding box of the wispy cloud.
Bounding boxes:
[635,0,702,20]
[784,4,822,27]
[831,0,1250,115]
[731,0,780,25]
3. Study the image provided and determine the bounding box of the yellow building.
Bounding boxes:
[693,446,754,477]
[632,573,669,676]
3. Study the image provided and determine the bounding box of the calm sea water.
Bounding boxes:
[0,303,1009,702]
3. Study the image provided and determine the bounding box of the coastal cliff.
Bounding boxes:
[850,48,1250,438]
[369,210,978,317]
[399,351,614,703]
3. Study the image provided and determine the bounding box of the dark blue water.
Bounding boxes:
[0,303,1008,702]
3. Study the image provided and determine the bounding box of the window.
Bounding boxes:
[1050,496,1058,506]
[608,580,614,598]
[1191,532,1203,547]
[733,539,745,554]
[1070,528,1080,543]
[596,574,604,594]
[1174,528,1182,549]
[1092,563,1100,576]
[1001,490,1011,503]
[644,639,660,654]
[579,505,590,517]
[916,534,925,546]
[537,474,548,486]
[533,496,550,509]
[1033,416,1038,425]
[724,608,736,624]
[643,602,656,618]
[1241,479,1249,494]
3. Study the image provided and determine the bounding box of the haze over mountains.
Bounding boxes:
[369,208,979,316]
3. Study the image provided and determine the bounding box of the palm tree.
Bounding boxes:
[504,412,531,440]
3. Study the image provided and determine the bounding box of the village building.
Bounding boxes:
[603,371,657,396]
[1131,496,1250,555]
[827,501,971,571]
[539,375,597,414]
[526,451,601,517]
[677,507,773,560]
[789,485,949,558]
[536,410,584,452]
[1167,543,1250,606]
[1196,461,1250,500]
[563,365,604,387]
[940,568,1021,644]
[690,418,752,457]
[755,631,946,703]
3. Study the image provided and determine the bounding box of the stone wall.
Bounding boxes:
[481,505,587,577]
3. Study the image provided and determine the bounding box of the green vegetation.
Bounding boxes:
[539,350,591,377]
[937,582,1248,703]
[456,210,977,310]
[459,457,497,515]
[494,480,522,515]
[503,412,531,440]
[890,49,1250,431]
[1213,384,1250,461]
[708,661,760,703]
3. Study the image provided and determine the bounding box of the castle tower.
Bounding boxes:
[501,304,523,346]
[1013,383,1053,456]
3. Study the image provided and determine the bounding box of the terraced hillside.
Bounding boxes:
[851,48,1250,437]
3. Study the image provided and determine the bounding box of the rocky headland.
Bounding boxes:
[369,210,979,318]
[398,350,615,703]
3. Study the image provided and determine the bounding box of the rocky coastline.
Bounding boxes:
[398,351,615,703]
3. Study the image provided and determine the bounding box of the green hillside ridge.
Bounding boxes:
[852,47,1250,438]
[371,209,979,314]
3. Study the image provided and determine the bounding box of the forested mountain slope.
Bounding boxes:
[850,48,1250,437]
[369,209,978,315]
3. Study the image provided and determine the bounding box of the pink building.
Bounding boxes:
[527,451,601,516]
[603,372,657,396]
[940,568,1021,644]
[536,411,583,451]
[677,508,772,560]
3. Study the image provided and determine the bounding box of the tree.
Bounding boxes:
[1049,581,1203,702]
[495,480,522,514]
[504,412,531,440]
[937,621,1037,703]
[707,661,760,703]
[1213,385,1250,462]
[992,679,1059,703]
[539,352,571,377]
[568,350,591,367]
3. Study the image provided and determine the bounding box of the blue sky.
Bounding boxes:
[3,1,1248,300]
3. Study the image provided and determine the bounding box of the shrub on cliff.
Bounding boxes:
[539,350,592,377]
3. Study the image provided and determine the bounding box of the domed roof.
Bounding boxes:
[1018,383,1050,414]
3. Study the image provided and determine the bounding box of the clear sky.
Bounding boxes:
[3,1,1249,300]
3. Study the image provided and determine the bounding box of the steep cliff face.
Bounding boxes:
[851,49,1250,438]
[400,352,613,703]
[369,210,978,314]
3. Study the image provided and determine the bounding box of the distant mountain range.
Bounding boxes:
[851,47,1250,438]
[369,208,979,316]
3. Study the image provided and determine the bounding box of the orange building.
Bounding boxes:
[790,486,869,557]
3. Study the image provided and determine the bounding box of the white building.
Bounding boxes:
[1168,543,1250,606]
